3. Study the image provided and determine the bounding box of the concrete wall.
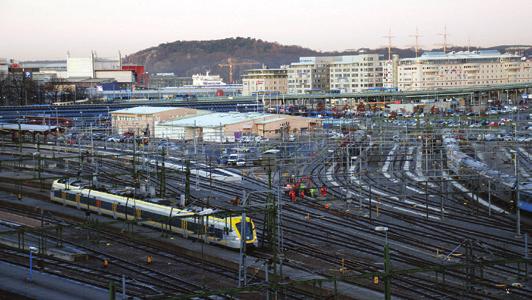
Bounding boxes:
[95,70,133,83]
[67,57,94,78]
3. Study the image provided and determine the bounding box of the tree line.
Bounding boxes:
[0,74,85,106]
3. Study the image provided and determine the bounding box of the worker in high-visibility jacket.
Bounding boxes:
[320,185,328,197]
[299,189,305,199]
[310,187,317,198]
[289,189,297,202]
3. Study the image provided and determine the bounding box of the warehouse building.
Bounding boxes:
[111,106,202,136]
[155,111,321,142]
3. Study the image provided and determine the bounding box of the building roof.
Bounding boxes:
[402,50,520,62]
[160,112,274,128]
[254,117,286,124]
[111,106,182,115]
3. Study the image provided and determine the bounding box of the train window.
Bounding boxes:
[66,193,76,201]
[235,222,253,240]
[208,225,215,233]
[208,226,223,239]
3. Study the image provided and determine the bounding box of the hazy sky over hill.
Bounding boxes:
[1,0,531,60]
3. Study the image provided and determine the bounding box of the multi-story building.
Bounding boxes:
[329,54,384,93]
[384,50,532,91]
[287,57,335,94]
[241,67,288,96]
[287,55,385,94]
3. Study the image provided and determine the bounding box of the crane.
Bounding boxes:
[218,58,260,84]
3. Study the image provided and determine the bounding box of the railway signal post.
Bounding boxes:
[375,226,391,300]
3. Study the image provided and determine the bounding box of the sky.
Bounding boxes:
[1,0,531,60]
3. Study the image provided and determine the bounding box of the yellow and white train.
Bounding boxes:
[50,179,257,249]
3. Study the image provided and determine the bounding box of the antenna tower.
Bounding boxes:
[438,25,449,53]
[383,28,395,60]
[409,27,422,58]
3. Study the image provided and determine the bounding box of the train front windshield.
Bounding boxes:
[236,221,253,241]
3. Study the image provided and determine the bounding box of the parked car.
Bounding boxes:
[157,141,179,152]
[227,153,245,165]
[236,158,247,167]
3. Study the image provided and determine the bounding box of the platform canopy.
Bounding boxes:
[0,124,60,133]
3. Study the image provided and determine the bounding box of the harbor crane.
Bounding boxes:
[218,58,260,84]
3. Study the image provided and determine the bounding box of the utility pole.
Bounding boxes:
[185,160,191,206]
[238,190,248,288]
[159,148,166,198]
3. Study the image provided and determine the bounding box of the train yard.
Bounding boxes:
[0,106,531,299]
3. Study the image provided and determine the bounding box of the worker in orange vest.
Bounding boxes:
[299,189,305,200]
[289,190,296,202]
[320,185,328,197]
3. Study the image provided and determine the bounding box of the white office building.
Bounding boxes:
[384,50,532,91]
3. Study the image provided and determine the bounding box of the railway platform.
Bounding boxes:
[0,261,109,300]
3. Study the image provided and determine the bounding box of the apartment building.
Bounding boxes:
[384,50,532,91]
[242,68,288,96]
[329,54,384,93]
[287,55,385,94]
[287,57,335,94]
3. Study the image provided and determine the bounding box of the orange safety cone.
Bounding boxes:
[147,255,153,264]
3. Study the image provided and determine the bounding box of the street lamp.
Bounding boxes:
[375,226,389,244]
[28,246,38,281]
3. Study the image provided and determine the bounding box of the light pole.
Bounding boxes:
[510,148,521,237]
[28,246,38,281]
[238,189,277,289]
[375,226,391,300]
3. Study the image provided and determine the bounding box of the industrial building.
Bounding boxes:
[241,68,288,96]
[19,52,148,89]
[384,50,532,91]
[111,106,201,136]
[154,111,321,142]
